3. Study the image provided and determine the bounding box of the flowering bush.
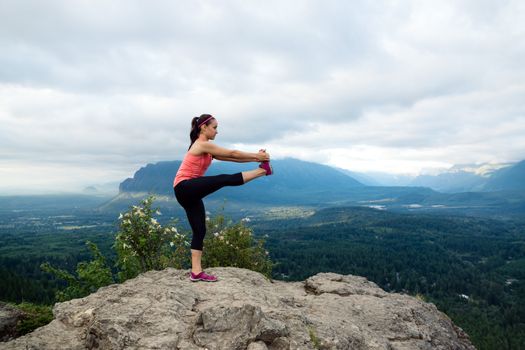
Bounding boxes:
[202,213,273,278]
[42,197,274,303]
[114,196,190,282]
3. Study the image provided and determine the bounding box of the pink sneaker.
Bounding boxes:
[189,271,218,282]
[259,161,273,176]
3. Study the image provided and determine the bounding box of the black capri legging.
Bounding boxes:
[174,173,244,250]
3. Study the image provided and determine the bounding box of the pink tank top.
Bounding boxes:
[174,152,213,187]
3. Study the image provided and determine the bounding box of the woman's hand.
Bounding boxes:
[257,149,270,162]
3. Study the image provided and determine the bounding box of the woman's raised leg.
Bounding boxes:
[242,168,266,183]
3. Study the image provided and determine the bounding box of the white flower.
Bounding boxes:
[171,227,178,233]
[151,218,158,225]
[156,210,162,215]
[265,251,269,256]
[213,232,219,237]
[118,213,123,219]
[170,242,175,247]
[241,217,251,222]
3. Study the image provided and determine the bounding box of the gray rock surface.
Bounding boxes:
[1,267,475,350]
[0,303,26,342]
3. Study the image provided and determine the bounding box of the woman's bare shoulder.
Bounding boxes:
[188,141,208,155]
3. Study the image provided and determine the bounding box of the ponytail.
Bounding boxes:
[188,114,215,150]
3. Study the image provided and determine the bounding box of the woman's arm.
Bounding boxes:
[215,149,269,163]
[213,155,252,163]
[196,142,269,162]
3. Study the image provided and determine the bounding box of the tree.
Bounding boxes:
[41,241,113,302]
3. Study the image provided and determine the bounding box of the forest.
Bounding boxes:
[256,207,525,350]
[0,204,524,349]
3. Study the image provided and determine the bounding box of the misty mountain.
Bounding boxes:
[103,158,525,218]
[118,158,364,204]
[335,169,384,186]
[482,160,525,191]
[112,158,453,212]
[350,171,415,187]
[359,161,522,193]
[409,172,486,193]
[83,181,120,196]
[408,162,516,193]
[115,158,525,197]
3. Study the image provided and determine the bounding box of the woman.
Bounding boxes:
[173,114,272,282]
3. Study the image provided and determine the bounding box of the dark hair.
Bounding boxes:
[189,114,215,150]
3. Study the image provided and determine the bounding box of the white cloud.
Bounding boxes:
[0,0,524,193]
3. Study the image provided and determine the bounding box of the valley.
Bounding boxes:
[0,197,524,349]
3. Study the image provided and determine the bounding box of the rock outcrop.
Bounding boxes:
[0,302,26,342]
[1,267,475,350]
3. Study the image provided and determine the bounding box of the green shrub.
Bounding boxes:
[202,213,273,278]
[41,197,273,302]
[41,241,114,302]
[9,302,53,335]
[308,326,321,349]
[114,196,191,282]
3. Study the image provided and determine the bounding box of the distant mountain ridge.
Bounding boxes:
[409,172,486,193]
[446,162,512,177]
[482,160,525,191]
[353,161,523,193]
[118,158,364,205]
[117,158,525,195]
[108,158,525,218]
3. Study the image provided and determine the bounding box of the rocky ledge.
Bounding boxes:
[0,302,27,342]
[1,267,475,350]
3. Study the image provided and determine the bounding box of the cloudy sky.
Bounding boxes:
[1,0,524,194]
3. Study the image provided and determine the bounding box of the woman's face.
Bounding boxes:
[202,119,218,140]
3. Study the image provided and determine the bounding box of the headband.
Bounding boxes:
[198,116,215,128]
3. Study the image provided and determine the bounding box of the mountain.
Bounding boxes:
[103,158,446,216]
[410,162,517,193]
[336,169,384,186]
[117,158,364,205]
[360,163,522,193]
[119,161,181,195]
[409,172,486,193]
[482,160,525,191]
[2,267,475,349]
[82,181,120,196]
[347,171,415,187]
[104,158,525,218]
